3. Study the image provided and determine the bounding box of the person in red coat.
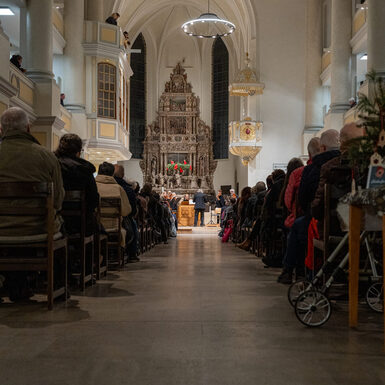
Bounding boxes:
[278,137,323,284]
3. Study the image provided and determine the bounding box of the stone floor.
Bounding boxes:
[0,229,384,385]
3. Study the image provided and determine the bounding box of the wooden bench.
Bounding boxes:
[100,197,123,269]
[94,202,108,279]
[313,184,344,268]
[61,191,94,291]
[0,182,68,310]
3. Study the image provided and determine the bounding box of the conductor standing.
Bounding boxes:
[193,189,207,227]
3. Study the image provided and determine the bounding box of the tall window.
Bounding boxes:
[130,33,146,159]
[212,37,229,159]
[98,63,116,119]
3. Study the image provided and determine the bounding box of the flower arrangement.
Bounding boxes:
[167,160,192,174]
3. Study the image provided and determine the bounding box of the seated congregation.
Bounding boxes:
[220,123,365,284]
[0,107,177,307]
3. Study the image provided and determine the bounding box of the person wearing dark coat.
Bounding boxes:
[105,12,120,25]
[311,123,364,235]
[298,149,341,216]
[114,165,139,262]
[278,129,341,284]
[55,134,99,236]
[10,54,26,72]
[193,189,207,227]
[215,190,225,208]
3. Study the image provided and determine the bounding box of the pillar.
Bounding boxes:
[0,20,10,79]
[63,0,85,112]
[25,0,61,121]
[26,0,54,80]
[367,0,385,75]
[304,0,323,143]
[19,7,28,69]
[86,0,104,22]
[329,0,352,131]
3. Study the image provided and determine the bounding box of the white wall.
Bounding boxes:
[244,0,307,187]
[121,159,144,186]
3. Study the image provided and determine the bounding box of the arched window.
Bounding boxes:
[130,33,146,159]
[212,37,229,159]
[98,63,116,119]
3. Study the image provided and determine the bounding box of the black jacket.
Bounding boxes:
[193,192,207,210]
[114,177,137,218]
[56,155,99,234]
[298,150,340,215]
[216,195,225,208]
[105,16,117,25]
[264,176,285,217]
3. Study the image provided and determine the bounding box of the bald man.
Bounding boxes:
[0,107,64,236]
[311,123,364,229]
[298,129,341,216]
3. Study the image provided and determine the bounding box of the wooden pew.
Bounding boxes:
[0,182,68,310]
[100,197,123,269]
[61,191,94,291]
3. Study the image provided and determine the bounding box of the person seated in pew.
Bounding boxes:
[311,123,364,235]
[95,162,132,251]
[113,164,139,263]
[54,134,99,236]
[0,107,65,301]
[277,130,341,284]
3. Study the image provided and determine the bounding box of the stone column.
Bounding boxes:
[26,0,54,80]
[87,0,104,22]
[367,0,385,75]
[304,0,323,145]
[19,7,28,69]
[329,0,352,131]
[0,20,10,79]
[63,0,85,112]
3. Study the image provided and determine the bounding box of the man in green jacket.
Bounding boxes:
[0,107,64,237]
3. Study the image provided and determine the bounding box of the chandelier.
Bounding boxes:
[229,53,265,96]
[181,0,235,39]
[229,118,263,166]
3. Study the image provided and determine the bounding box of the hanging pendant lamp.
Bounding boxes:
[229,53,265,96]
[181,0,236,39]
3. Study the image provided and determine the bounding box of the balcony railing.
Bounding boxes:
[9,64,35,109]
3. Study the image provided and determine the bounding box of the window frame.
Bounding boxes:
[212,37,229,160]
[97,62,117,120]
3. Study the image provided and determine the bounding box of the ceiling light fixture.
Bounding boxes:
[0,7,15,15]
[181,0,235,39]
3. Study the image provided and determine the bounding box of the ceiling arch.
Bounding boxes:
[113,0,259,66]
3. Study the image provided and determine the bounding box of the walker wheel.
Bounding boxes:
[294,289,332,327]
[366,283,384,313]
[288,279,312,307]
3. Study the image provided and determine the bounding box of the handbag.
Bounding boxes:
[222,219,233,243]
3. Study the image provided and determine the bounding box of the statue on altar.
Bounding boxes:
[140,62,217,194]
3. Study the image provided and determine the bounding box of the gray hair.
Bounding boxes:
[307,137,321,158]
[197,189,203,193]
[320,129,340,151]
[0,107,29,134]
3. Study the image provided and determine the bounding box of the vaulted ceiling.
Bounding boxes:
[112,0,259,67]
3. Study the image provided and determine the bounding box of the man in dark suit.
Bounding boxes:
[193,189,207,227]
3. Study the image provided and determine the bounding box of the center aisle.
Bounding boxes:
[0,229,384,385]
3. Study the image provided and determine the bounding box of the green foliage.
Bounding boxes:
[348,71,385,174]
[167,162,191,173]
